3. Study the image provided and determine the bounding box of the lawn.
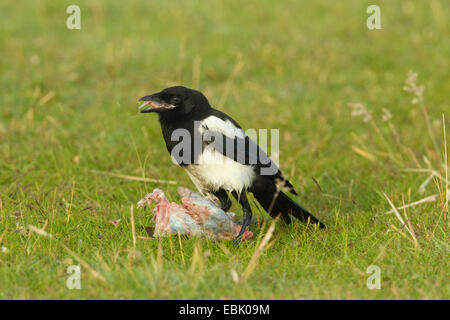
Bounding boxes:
[0,0,448,299]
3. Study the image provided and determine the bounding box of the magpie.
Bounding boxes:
[139,86,325,241]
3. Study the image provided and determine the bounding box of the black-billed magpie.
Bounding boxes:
[139,86,325,242]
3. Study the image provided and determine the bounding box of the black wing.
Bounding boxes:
[202,111,297,194]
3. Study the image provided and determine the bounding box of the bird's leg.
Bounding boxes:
[212,189,232,212]
[231,190,252,244]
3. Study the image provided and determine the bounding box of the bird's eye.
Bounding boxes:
[171,96,181,104]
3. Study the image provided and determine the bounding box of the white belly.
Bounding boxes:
[184,147,255,193]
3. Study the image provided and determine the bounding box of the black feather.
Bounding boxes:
[251,176,325,228]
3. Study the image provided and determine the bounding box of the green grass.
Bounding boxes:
[0,0,448,299]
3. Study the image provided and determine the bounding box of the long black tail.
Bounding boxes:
[253,189,325,228]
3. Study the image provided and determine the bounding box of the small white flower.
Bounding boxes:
[381,108,392,122]
[348,103,372,123]
[403,70,424,104]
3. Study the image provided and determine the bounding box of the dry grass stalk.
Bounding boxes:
[94,251,112,272]
[383,194,438,215]
[130,204,137,252]
[61,243,106,282]
[89,169,177,184]
[38,91,55,106]
[383,193,420,249]
[130,205,136,251]
[188,241,204,280]
[137,236,153,240]
[442,114,448,214]
[0,229,7,245]
[177,232,186,265]
[418,174,435,194]
[402,198,418,246]
[66,182,75,224]
[28,224,106,282]
[157,240,163,269]
[240,218,278,282]
[403,168,449,185]
[352,146,377,163]
[128,205,138,268]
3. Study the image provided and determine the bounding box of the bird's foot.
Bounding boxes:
[230,236,242,246]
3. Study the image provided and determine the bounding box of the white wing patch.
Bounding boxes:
[201,116,246,138]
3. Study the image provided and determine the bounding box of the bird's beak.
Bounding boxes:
[138,94,175,113]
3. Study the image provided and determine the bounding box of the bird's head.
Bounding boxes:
[139,86,210,118]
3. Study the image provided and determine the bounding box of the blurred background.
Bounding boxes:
[1,0,448,203]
